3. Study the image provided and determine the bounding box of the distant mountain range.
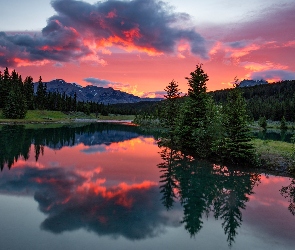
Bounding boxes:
[34,79,163,104]
[239,79,268,87]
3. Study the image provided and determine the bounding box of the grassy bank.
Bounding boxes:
[253,138,295,175]
[0,110,135,124]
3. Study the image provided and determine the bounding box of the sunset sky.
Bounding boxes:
[1,0,294,97]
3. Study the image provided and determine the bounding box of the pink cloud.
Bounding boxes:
[0,0,209,67]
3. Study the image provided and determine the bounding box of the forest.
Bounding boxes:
[0,67,109,119]
[1,66,294,122]
[211,80,295,121]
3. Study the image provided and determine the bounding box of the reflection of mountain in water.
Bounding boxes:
[0,123,152,169]
[74,130,139,146]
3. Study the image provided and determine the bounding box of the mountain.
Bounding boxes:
[34,79,162,104]
[239,79,268,87]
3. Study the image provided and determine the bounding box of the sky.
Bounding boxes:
[0,0,295,97]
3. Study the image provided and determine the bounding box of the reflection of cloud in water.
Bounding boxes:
[81,144,108,154]
[244,200,295,246]
[80,137,156,155]
[0,165,181,240]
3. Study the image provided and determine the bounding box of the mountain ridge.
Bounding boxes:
[34,79,162,104]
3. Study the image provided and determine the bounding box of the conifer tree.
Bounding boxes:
[0,67,11,108]
[161,79,181,139]
[175,64,215,157]
[24,76,34,110]
[3,70,27,119]
[36,76,47,110]
[219,80,257,166]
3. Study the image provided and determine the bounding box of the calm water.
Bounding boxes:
[0,123,295,250]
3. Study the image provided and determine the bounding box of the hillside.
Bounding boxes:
[34,79,162,104]
[210,80,295,121]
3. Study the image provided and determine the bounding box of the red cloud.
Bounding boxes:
[0,0,208,67]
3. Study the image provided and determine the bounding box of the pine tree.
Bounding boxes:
[3,70,27,119]
[24,76,34,110]
[161,79,181,140]
[219,81,258,166]
[0,67,11,108]
[175,64,214,157]
[36,76,47,110]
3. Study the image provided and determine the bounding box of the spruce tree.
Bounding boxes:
[219,82,257,166]
[0,67,11,108]
[36,76,47,110]
[161,79,181,140]
[24,76,34,110]
[175,64,213,157]
[3,71,27,119]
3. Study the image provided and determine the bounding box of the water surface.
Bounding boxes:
[0,123,294,249]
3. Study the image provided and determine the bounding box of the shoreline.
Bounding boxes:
[0,118,134,125]
[0,119,293,177]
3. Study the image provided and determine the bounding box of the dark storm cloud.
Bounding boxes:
[50,0,208,56]
[84,77,113,86]
[250,70,295,81]
[0,28,90,67]
[0,0,208,67]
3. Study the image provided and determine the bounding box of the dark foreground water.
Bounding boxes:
[0,123,295,250]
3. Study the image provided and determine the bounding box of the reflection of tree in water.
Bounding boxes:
[0,125,30,170]
[280,179,295,215]
[0,123,151,170]
[158,147,179,210]
[158,146,261,246]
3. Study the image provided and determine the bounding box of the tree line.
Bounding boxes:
[114,79,295,121]
[210,80,295,121]
[0,122,150,170]
[0,67,111,119]
[135,64,259,166]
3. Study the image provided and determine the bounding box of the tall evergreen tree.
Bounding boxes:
[36,76,47,110]
[3,70,27,119]
[0,67,11,108]
[24,76,34,110]
[175,64,216,157]
[218,81,258,166]
[161,79,181,140]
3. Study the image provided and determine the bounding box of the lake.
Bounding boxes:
[0,123,294,250]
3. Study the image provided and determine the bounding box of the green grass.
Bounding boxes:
[253,139,294,158]
[0,109,135,124]
[253,138,295,175]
